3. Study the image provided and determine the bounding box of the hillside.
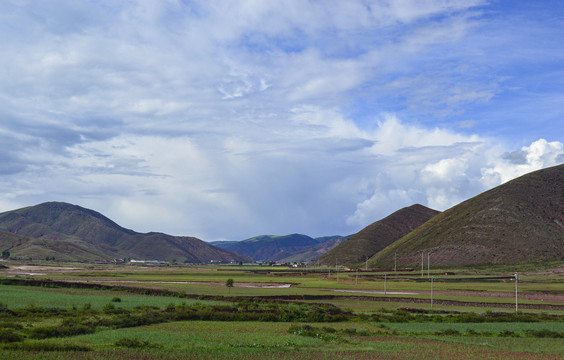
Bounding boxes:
[212,234,346,262]
[275,236,346,263]
[0,202,249,263]
[317,204,439,266]
[0,230,114,262]
[368,164,564,268]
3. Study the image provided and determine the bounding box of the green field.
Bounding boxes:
[0,262,562,359]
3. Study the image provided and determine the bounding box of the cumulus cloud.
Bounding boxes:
[481,139,564,188]
[0,1,562,240]
[346,116,489,226]
[348,133,564,228]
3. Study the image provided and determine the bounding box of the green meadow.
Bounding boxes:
[0,262,563,359]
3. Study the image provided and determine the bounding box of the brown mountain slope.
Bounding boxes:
[317,204,440,266]
[368,164,564,268]
[0,202,249,263]
[0,230,114,262]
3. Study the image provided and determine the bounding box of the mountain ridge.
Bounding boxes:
[368,164,564,268]
[317,204,440,266]
[0,202,249,263]
[211,234,347,262]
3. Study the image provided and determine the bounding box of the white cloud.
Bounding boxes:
[0,1,562,241]
[346,116,489,226]
[346,121,564,228]
[422,158,468,182]
[481,139,564,187]
[370,114,481,155]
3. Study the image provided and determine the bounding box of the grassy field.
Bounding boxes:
[0,261,562,359]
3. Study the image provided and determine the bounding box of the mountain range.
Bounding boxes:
[211,234,347,263]
[0,202,249,263]
[0,164,562,267]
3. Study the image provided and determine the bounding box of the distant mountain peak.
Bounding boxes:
[368,164,564,268]
[317,204,439,266]
[212,233,346,262]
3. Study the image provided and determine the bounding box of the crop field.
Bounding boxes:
[0,261,563,359]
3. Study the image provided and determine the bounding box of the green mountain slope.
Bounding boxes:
[368,164,564,268]
[276,237,346,263]
[317,204,439,266]
[212,234,346,262]
[0,202,249,263]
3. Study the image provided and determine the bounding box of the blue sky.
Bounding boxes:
[1,0,563,241]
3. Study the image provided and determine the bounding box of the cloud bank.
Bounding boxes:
[0,1,563,240]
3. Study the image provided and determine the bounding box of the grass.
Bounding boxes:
[384,322,564,333]
[2,321,562,359]
[0,284,229,310]
[0,263,562,359]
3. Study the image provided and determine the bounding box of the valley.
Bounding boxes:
[0,163,562,359]
[0,261,563,359]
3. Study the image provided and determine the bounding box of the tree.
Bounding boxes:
[225,278,234,294]
[1,250,10,259]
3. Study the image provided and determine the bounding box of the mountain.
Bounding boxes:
[317,204,440,266]
[0,202,249,263]
[0,230,114,262]
[211,234,347,262]
[275,236,347,263]
[368,164,564,268]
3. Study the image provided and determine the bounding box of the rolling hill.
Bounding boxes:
[0,202,250,263]
[317,204,440,266]
[368,164,564,268]
[211,234,347,262]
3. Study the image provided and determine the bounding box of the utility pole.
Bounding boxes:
[515,273,519,313]
[384,273,387,295]
[356,269,358,285]
[427,252,431,279]
[431,277,434,308]
[336,258,338,282]
[394,251,397,272]
[365,256,368,271]
[421,252,424,278]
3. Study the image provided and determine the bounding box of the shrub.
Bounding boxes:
[28,323,95,339]
[435,329,461,336]
[498,330,518,337]
[0,329,24,343]
[526,329,563,338]
[100,312,166,329]
[454,313,485,323]
[102,303,129,314]
[115,337,162,349]
[0,323,23,330]
[465,329,479,336]
[289,324,316,336]
[102,303,115,313]
[110,297,122,303]
[3,341,91,351]
[342,328,357,335]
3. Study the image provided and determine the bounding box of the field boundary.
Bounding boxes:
[2,277,563,311]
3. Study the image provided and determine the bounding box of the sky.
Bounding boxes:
[1,0,563,241]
